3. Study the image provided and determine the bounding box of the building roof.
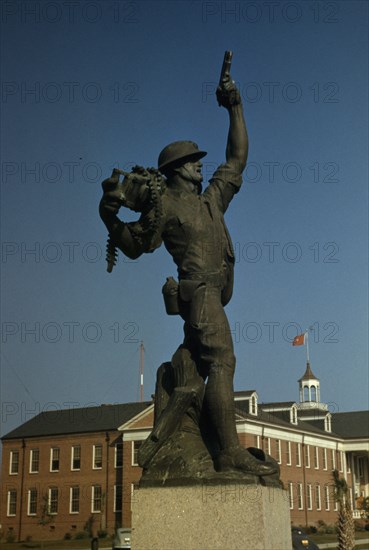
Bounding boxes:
[332,411,369,438]
[298,361,319,382]
[234,390,257,398]
[1,402,152,440]
[260,401,296,410]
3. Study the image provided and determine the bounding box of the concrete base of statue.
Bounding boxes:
[131,482,292,550]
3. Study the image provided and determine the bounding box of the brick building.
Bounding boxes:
[1,362,368,542]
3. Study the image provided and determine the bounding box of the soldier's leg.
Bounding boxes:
[191,286,276,475]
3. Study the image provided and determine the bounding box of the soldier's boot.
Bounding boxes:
[215,445,278,476]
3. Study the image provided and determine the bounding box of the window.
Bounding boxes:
[28,488,37,515]
[263,437,271,455]
[48,487,58,514]
[338,451,343,472]
[324,485,330,511]
[297,483,303,510]
[315,484,321,510]
[325,414,332,432]
[359,457,364,478]
[290,406,298,425]
[130,483,139,511]
[250,395,257,415]
[71,446,81,470]
[311,385,317,401]
[30,449,39,473]
[305,444,310,468]
[296,443,301,467]
[9,451,19,475]
[334,488,338,511]
[286,441,291,465]
[306,484,312,510]
[7,490,17,516]
[114,485,122,512]
[314,447,319,469]
[288,483,294,510]
[132,441,142,466]
[93,445,102,469]
[331,449,336,470]
[70,486,80,514]
[275,440,281,464]
[323,448,327,470]
[92,485,102,513]
[115,443,123,468]
[50,448,60,472]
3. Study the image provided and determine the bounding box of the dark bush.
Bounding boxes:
[75,531,88,540]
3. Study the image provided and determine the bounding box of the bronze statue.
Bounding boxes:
[99,52,278,484]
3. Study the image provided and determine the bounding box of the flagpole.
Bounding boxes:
[305,330,310,363]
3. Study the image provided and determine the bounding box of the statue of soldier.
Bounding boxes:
[99,70,276,478]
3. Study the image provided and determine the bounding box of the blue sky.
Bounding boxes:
[1,0,368,437]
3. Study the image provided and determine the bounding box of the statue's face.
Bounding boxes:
[176,159,203,188]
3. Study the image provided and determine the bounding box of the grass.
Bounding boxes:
[0,539,109,550]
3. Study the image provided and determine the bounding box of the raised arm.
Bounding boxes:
[217,76,248,174]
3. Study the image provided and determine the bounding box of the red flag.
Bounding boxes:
[293,333,305,346]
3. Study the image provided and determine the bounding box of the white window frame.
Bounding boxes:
[27,488,38,516]
[70,486,80,514]
[297,483,304,510]
[263,437,271,456]
[315,484,321,511]
[7,489,17,516]
[323,448,327,470]
[307,483,312,510]
[274,439,281,464]
[92,485,102,513]
[290,406,298,425]
[325,414,332,432]
[338,451,344,472]
[48,487,58,515]
[314,446,319,469]
[50,447,60,472]
[288,482,294,510]
[93,445,103,470]
[9,451,19,475]
[29,449,39,473]
[305,444,310,468]
[324,485,330,511]
[286,441,291,466]
[296,442,301,467]
[250,395,257,415]
[131,441,142,466]
[331,449,336,470]
[71,445,81,471]
[115,442,123,468]
[114,484,122,512]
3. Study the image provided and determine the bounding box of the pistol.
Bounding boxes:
[219,50,233,86]
[217,51,233,106]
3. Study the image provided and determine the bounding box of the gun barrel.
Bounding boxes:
[219,50,233,85]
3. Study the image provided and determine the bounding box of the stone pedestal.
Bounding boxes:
[131,483,292,550]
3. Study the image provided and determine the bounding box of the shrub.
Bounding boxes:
[5,530,16,543]
[75,531,88,540]
[98,529,108,539]
[365,523,369,531]
[64,532,72,540]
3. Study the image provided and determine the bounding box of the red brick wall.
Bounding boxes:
[1,431,127,541]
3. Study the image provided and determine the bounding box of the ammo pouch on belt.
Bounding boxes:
[162,277,205,326]
[162,277,180,315]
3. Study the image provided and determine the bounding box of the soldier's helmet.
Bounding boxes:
[158,141,207,174]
